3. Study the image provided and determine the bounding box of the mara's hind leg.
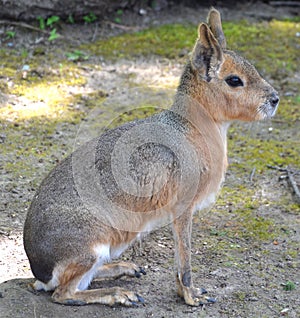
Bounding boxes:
[94,261,146,280]
[53,286,144,307]
[52,262,144,307]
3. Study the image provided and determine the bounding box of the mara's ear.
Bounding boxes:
[207,8,226,50]
[191,23,224,81]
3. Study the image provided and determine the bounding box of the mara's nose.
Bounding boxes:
[270,92,279,108]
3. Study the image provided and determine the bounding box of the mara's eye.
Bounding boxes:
[225,75,244,87]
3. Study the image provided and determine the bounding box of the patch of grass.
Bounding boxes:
[281,16,300,23]
[234,208,276,240]
[233,291,247,301]
[0,47,88,122]
[214,186,277,241]
[282,281,296,291]
[107,106,160,129]
[228,133,299,173]
[66,50,89,62]
[2,119,69,183]
[83,12,97,23]
[277,95,300,122]
[279,201,300,215]
[5,31,16,39]
[287,203,300,214]
[284,250,298,259]
[82,23,196,59]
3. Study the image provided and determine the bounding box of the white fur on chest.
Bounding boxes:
[193,122,230,213]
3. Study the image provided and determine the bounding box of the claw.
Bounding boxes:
[128,294,144,307]
[205,297,217,304]
[200,287,207,294]
[136,294,145,304]
[135,268,146,278]
[139,268,146,275]
[61,299,87,306]
[198,296,217,306]
[134,271,141,278]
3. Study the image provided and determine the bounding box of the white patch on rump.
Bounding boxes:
[76,244,111,291]
[33,268,60,291]
[33,277,58,291]
[194,192,217,213]
[33,244,112,292]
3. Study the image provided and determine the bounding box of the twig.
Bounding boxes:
[266,164,287,172]
[103,20,139,31]
[271,119,288,124]
[286,168,300,203]
[267,165,300,203]
[91,22,99,42]
[0,20,49,35]
[0,20,65,40]
[250,167,256,182]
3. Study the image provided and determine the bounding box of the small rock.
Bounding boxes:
[285,255,292,261]
[0,134,6,143]
[178,49,189,58]
[22,65,30,71]
[139,9,147,16]
[283,91,294,96]
[280,307,289,315]
[276,262,284,268]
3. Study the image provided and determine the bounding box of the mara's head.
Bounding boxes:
[188,8,279,122]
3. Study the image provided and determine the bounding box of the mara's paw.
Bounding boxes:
[134,267,147,278]
[180,286,216,306]
[115,262,146,279]
[51,287,145,307]
[113,288,145,307]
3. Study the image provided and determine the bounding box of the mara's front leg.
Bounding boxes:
[172,211,216,306]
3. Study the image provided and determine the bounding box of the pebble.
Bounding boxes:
[139,9,147,16]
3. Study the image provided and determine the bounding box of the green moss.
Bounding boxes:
[228,132,299,172]
[283,281,296,291]
[284,250,298,259]
[280,16,300,23]
[234,209,276,240]
[82,24,196,60]
[0,47,88,123]
[277,96,300,122]
[0,48,94,185]
[233,291,247,301]
[278,200,300,215]
[212,187,278,241]
[106,106,160,129]
[2,120,68,181]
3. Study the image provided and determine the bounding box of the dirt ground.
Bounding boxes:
[0,2,299,318]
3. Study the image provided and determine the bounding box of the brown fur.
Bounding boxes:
[23,8,279,307]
